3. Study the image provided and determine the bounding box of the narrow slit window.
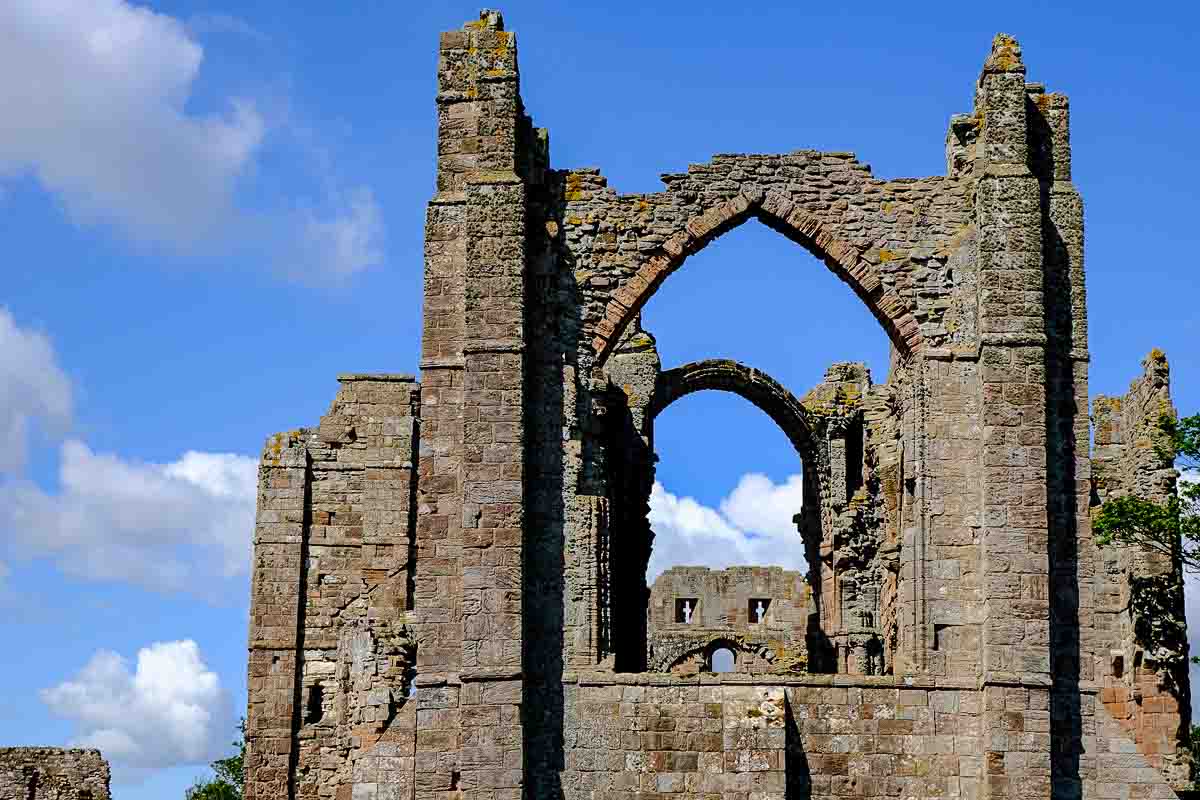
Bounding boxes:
[675,598,698,624]
[305,684,324,724]
[748,598,771,624]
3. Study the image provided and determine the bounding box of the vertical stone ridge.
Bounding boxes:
[419,10,532,800]
[973,32,1054,800]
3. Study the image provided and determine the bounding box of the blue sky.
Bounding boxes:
[0,1,1197,796]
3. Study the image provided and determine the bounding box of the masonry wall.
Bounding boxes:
[563,681,787,800]
[648,567,810,674]
[1088,352,1190,788]
[242,11,1192,800]
[245,374,421,800]
[557,676,987,800]
[0,748,110,800]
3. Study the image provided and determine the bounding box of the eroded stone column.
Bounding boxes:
[974,33,1052,800]
[418,11,529,800]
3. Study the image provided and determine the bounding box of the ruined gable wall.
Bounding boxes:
[561,152,975,364]
[0,749,110,800]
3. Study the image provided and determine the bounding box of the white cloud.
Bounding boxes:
[294,186,385,281]
[187,13,268,43]
[0,304,257,595]
[647,473,808,580]
[0,0,385,280]
[0,440,257,594]
[41,640,233,778]
[0,308,72,474]
[0,0,265,245]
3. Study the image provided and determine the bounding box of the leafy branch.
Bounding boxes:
[1094,413,1200,571]
[185,719,245,800]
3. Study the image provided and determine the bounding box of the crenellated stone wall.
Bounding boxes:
[241,10,1191,800]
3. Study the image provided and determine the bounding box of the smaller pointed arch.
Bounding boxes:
[650,358,816,465]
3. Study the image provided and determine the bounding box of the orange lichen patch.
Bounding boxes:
[987,33,1024,72]
[565,173,586,202]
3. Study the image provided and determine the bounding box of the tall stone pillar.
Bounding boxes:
[973,34,1053,800]
[418,11,528,800]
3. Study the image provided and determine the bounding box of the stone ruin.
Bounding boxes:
[647,566,812,676]
[243,10,1193,800]
[0,748,110,800]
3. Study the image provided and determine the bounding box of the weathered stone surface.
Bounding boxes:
[241,13,1190,800]
[648,567,810,675]
[0,748,110,800]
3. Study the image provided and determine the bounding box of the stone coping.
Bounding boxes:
[566,671,978,690]
[408,669,1091,692]
[336,373,418,383]
[0,747,104,756]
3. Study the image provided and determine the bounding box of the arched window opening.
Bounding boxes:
[710,647,736,673]
[597,217,898,678]
[637,389,815,677]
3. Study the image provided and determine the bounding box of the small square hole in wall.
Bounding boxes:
[748,598,771,623]
[675,598,698,624]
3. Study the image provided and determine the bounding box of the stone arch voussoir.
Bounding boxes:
[649,358,815,464]
[592,190,924,363]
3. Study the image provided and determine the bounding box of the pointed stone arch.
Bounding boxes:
[592,189,924,364]
[649,358,816,465]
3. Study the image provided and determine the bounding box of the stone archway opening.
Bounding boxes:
[589,200,913,679]
[639,367,824,676]
[710,647,736,673]
[601,318,897,676]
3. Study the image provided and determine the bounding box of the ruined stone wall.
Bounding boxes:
[911,356,986,681]
[245,374,420,800]
[561,154,972,365]
[0,748,110,800]
[1088,352,1190,787]
[798,363,889,675]
[647,566,809,674]
[555,676,988,800]
[242,11,1192,800]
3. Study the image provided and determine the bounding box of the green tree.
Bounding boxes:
[186,720,245,800]
[1094,413,1200,570]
